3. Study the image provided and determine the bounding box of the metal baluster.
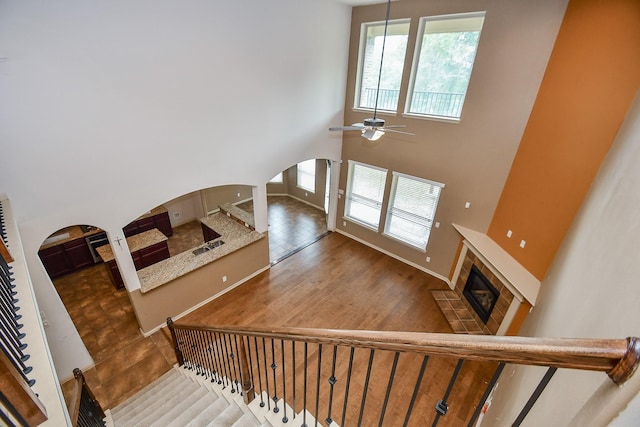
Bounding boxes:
[204,331,216,381]
[302,342,308,427]
[222,333,237,393]
[183,330,194,371]
[211,332,224,385]
[403,355,429,427]
[341,347,356,427]
[270,338,280,413]
[262,337,271,410]
[215,332,231,388]
[0,318,26,355]
[467,362,505,427]
[0,341,33,387]
[247,336,256,397]
[281,339,288,423]
[314,344,322,427]
[253,337,265,407]
[378,352,400,427]
[233,335,243,395]
[357,349,376,427]
[325,345,338,426]
[194,331,206,376]
[291,341,296,420]
[0,300,24,338]
[432,358,465,427]
[512,367,558,426]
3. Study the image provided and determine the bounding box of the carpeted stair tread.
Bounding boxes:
[110,368,182,418]
[110,368,181,418]
[164,392,220,427]
[184,396,230,427]
[149,385,210,426]
[205,402,245,427]
[117,378,202,426]
[230,411,261,427]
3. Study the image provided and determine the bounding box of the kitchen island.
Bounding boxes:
[137,212,263,293]
[128,207,269,334]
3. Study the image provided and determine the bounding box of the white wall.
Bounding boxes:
[163,191,204,227]
[0,0,350,378]
[482,91,640,425]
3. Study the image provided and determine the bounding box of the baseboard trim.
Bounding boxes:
[335,229,451,286]
[286,194,325,211]
[141,264,271,337]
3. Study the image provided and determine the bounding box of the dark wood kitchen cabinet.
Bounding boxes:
[39,237,94,279]
[38,245,72,279]
[63,238,94,270]
[201,223,221,243]
[123,211,173,238]
[105,240,170,290]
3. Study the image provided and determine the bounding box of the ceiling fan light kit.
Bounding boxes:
[329,0,413,142]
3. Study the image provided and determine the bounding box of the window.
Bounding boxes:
[344,161,387,229]
[356,19,410,112]
[384,172,444,249]
[406,12,485,120]
[269,172,283,184]
[297,160,316,193]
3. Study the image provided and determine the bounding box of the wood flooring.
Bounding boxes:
[180,232,498,427]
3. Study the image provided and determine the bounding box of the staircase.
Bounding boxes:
[104,365,322,427]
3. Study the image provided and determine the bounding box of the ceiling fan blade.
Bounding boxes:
[329,126,363,131]
[384,125,407,129]
[385,128,415,136]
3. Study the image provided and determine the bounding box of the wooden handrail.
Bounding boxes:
[69,368,105,427]
[171,322,639,385]
[0,347,47,426]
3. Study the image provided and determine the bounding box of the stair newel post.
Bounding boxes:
[166,317,184,366]
[238,335,255,404]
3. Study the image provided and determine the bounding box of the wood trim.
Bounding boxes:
[67,371,83,426]
[172,321,638,384]
[0,239,13,263]
[0,349,47,426]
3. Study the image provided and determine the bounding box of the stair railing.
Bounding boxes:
[68,369,105,427]
[167,318,638,427]
[0,213,46,427]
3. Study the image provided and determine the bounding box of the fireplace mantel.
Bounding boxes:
[452,224,540,306]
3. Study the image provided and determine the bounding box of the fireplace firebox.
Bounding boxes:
[463,265,500,324]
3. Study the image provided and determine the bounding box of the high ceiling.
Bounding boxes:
[326,0,388,5]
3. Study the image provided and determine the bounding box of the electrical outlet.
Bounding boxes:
[426,256,431,263]
[464,202,471,209]
[343,221,346,227]
[520,240,526,248]
[507,230,512,238]
[40,310,49,327]
[305,192,308,197]
[222,275,227,282]
[237,192,240,197]
[435,222,440,228]
[173,212,181,219]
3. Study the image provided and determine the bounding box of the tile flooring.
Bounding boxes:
[238,195,328,264]
[431,290,486,334]
[57,195,328,408]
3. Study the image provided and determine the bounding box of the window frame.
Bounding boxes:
[383,171,444,250]
[296,160,316,193]
[404,11,485,122]
[354,18,411,114]
[343,160,388,231]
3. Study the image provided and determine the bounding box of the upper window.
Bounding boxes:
[384,172,444,249]
[406,12,485,120]
[297,160,316,193]
[344,161,387,229]
[356,19,410,112]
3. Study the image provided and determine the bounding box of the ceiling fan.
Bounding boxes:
[330,0,413,142]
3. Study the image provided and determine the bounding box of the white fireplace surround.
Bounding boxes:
[452,224,541,335]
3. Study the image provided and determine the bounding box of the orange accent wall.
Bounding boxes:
[488,0,640,280]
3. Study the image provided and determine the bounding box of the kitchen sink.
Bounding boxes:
[192,240,225,256]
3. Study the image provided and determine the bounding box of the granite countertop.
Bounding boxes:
[39,226,104,250]
[96,229,168,262]
[137,212,263,293]
[219,203,255,230]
